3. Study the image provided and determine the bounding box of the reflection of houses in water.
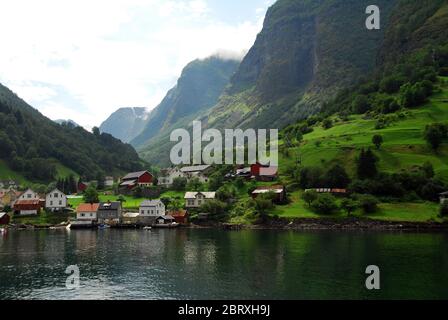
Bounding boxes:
[74,230,99,254]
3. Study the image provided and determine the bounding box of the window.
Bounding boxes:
[50,201,53,205]
[141,210,144,214]
[81,213,85,217]
[27,194,31,198]
[54,193,58,197]
[59,201,62,205]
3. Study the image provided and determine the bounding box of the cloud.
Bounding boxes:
[0,0,271,129]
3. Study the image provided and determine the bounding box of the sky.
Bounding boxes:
[0,0,274,130]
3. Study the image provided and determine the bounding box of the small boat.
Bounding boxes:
[143,226,152,230]
[98,224,110,230]
[152,222,180,229]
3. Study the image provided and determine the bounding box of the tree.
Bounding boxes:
[323,118,333,130]
[372,134,383,150]
[83,185,99,204]
[311,194,338,215]
[326,164,351,188]
[172,177,187,191]
[116,195,126,205]
[92,127,100,136]
[357,194,379,214]
[357,148,378,179]
[341,199,359,216]
[422,162,435,179]
[352,95,370,114]
[208,175,224,191]
[199,200,227,217]
[440,203,448,217]
[424,123,447,151]
[186,177,203,191]
[303,190,318,207]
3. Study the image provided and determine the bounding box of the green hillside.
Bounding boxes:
[281,79,448,182]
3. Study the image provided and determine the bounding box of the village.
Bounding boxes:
[0,162,293,231]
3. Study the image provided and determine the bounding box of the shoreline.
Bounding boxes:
[4,217,448,232]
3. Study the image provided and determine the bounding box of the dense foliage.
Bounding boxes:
[0,83,143,182]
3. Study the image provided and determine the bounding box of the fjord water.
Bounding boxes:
[0,229,447,300]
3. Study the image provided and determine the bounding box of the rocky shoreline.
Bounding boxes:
[193,217,448,232]
[3,217,448,232]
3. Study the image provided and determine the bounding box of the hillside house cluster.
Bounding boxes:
[226,163,279,182]
[158,165,212,187]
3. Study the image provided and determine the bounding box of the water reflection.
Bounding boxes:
[0,229,447,299]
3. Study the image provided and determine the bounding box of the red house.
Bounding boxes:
[169,210,189,225]
[250,163,278,181]
[119,171,153,190]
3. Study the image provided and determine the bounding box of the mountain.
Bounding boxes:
[54,119,80,127]
[99,107,148,143]
[0,83,143,183]
[130,56,240,148]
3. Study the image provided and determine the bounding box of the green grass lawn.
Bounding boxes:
[11,210,76,226]
[269,191,443,223]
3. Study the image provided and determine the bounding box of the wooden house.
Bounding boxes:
[13,200,41,216]
[250,163,278,181]
[119,171,153,190]
[76,203,99,221]
[169,209,189,225]
[18,188,39,201]
[97,201,122,223]
[184,192,216,209]
[45,188,67,212]
[251,185,287,204]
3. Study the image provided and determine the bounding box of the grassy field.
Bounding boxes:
[11,210,76,226]
[0,159,29,183]
[280,78,448,182]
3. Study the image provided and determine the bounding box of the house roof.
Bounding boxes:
[140,200,164,207]
[184,192,216,199]
[98,202,121,210]
[77,203,100,213]
[252,185,285,194]
[170,210,188,218]
[15,199,41,205]
[440,191,448,196]
[0,212,8,219]
[180,165,211,173]
[120,180,137,186]
[47,188,65,196]
[122,171,150,180]
[156,215,174,220]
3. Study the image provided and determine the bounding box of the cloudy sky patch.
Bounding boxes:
[0,0,274,129]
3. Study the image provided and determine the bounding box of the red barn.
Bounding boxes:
[169,210,189,225]
[119,171,153,190]
[13,200,41,216]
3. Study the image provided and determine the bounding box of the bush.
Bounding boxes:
[340,198,359,216]
[357,194,379,214]
[172,177,187,191]
[199,200,228,217]
[322,118,333,129]
[303,190,318,206]
[311,194,338,215]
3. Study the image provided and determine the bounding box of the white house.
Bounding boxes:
[184,192,216,208]
[76,203,99,221]
[180,165,212,183]
[104,176,114,187]
[139,200,166,217]
[19,188,39,201]
[158,168,186,187]
[45,188,67,212]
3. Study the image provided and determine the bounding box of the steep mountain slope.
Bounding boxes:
[99,107,148,143]
[203,0,399,131]
[0,83,143,182]
[131,56,240,148]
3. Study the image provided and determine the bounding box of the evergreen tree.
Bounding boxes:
[357,148,378,179]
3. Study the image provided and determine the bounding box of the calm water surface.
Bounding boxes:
[0,228,447,300]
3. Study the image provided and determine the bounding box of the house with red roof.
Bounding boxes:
[76,203,100,221]
[250,163,278,181]
[13,199,41,216]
